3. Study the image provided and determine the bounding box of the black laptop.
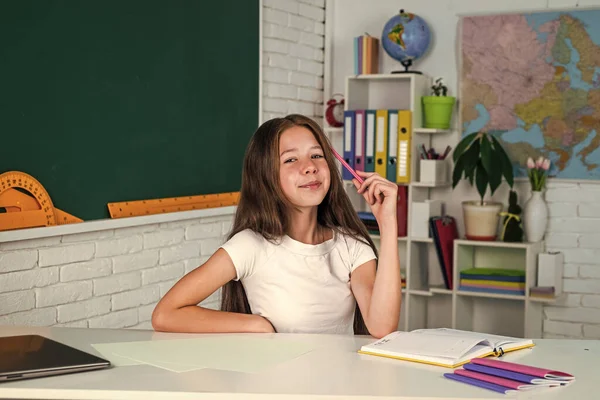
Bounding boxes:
[0,335,111,382]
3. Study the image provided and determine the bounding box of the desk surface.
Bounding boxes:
[0,325,596,400]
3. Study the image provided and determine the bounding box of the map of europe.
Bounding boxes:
[460,11,600,179]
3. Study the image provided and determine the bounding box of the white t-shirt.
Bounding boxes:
[220,229,377,335]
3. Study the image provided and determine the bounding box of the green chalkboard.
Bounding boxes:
[0,0,259,221]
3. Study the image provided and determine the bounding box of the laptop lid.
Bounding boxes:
[0,334,111,382]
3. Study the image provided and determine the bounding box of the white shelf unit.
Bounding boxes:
[326,73,557,339]
[328,73,455,333]
[452,240,556,338]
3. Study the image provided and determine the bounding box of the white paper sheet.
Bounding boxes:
[93,336,315,373]
[91,343,142,366]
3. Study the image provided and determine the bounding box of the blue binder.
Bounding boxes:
[342,110,356,180]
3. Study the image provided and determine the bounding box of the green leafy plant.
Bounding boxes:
[431,77,448,96]
[452,131,514,205]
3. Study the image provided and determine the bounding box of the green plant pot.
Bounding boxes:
[422,96,456,129]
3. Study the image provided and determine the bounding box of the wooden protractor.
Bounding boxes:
[0,171,83,231]
[107,191,240,219]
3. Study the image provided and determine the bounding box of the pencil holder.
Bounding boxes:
[419,159,447,184]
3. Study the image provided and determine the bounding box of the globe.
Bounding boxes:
[381,9,431,74]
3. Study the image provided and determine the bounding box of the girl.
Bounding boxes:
[152,114,401,338]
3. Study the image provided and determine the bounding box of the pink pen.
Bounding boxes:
[331,147,364,184]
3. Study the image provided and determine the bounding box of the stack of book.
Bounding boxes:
[358,211,379,235]
[530,286,555,299]
[444,358,574,394]
[459,268,525,296]
[353,35,379,75]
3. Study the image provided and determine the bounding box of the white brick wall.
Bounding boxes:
[542,181,600,339]
[0,215,232,329]
[2,0,599,340]
[262,0,325,124]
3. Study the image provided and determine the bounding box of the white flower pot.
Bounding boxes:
[523,191,548,242]
[462,201,503,241]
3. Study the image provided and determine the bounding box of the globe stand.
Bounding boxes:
[391,59,422,74]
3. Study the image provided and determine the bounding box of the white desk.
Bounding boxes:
[0,325,596,399]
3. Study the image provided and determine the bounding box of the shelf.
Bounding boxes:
[456,290,526,301]
[409,289,433,297]
[369,235,407,242]
[336,70,547,337]
[408,286,452,296]
[529,294,564,303]
[410,181,451,188]
[402,286,453,296]
[430,285,452,295]
[413,128,452,134]
[347,73,413,81]
[454,239,542,249]
[410,237,433,243]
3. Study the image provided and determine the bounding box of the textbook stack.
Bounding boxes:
[358,211,379,235]
[357,196,408,238]
[459,268,526,296]
[529,286,556,299]
[353,35,379,75]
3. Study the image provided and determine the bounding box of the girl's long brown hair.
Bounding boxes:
[220,114,378,335]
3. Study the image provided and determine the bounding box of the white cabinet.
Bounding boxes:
[453,240,553,338]
[324,73,558,339]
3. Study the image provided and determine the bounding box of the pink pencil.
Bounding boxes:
[331,147,364,184]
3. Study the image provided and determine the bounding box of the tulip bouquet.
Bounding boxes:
[526,156,550,191]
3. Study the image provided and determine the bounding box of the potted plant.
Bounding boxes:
[422,77,456,129]
[452,131,514,240]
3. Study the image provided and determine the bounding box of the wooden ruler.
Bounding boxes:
[107,191,240,219]
[0,171,83,231]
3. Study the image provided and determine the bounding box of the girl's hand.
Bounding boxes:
[352,170,398,231]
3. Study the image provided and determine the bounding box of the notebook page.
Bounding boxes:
[459,343,499,364]
[363,331,489,360]
[411,328,527,348]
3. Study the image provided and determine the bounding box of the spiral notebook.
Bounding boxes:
[358,328,534,368]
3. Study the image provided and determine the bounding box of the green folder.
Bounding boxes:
[460,268,525,277]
